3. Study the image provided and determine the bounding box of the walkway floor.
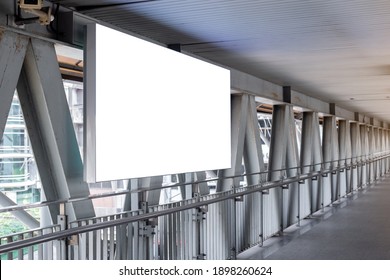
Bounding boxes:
[238,175,390,260]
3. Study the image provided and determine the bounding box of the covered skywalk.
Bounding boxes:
[1,1,390,260]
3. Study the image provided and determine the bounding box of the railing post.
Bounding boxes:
[194,198,207,260]
[57,203,68,260]
[321,165,325,212]
[139,201,158,260]
[230,185,237,260]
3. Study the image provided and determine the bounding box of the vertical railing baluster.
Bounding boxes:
[27,232,33,260]
[17,234,23,260]
[37,230,43,260]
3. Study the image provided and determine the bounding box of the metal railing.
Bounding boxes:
[0,152,389,260]
[0,225,62,260]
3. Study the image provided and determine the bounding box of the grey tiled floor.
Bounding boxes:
[238,176,390,260]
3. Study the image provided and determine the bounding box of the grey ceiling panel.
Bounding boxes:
[54,0,390,121]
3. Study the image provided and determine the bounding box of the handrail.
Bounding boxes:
[1,153,389,254]
[0,225,61,240]
[0,152,389,214]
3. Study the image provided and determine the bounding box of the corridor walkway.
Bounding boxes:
[238,175,390,260]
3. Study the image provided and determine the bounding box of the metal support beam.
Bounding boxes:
[0,30,28,139]
[178,173,195,200]
[17,69,61,223]
[360,124,369,186]
[216,94,248,260]
[338,120,352,195]
[312,114,323,211]
[141,176,163,207]
[243,95,265,186]
[350,122,361,190]
[265,105,285,236]
[178,172,209,200]
[242,95,265,251]
[374,128,380,179]
[0,191,39,228]
[123,179,139,211]
[380,128,386,175]
[18,38,94,222]
[322,116,339,205]
[0,29,36,228]
[195,172,210,196]
[217,94,247,192]
[285,106,300,227]
[387,130,390,172]
[300,112,322,216]
[368,126,375,182]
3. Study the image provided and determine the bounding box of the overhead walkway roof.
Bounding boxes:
[53,0,390,123]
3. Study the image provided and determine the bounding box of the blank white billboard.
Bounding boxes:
[85,23,231,182]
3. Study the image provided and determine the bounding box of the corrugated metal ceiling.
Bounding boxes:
[54,0,390,122]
